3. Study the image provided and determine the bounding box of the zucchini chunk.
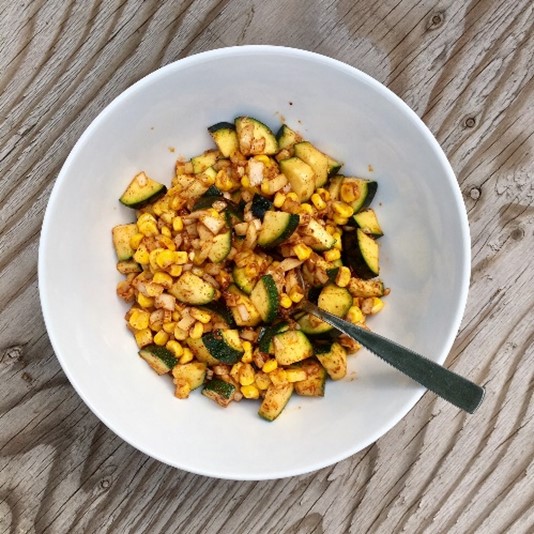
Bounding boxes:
[326,154,342,177]
[208,122,239,157]
[235,116,278,156]
[202,378,237,407]
[119,172,167,209]
[232,265,257,295]
[258,382,294,421]
[273,330,313,366]
[297,313,333,336]
[257,322,289,353]
[250,274,279,323]
[202,329,244,364]
[342,229,380,279]
[172,362,207,398]
[112,223,138,260]
[257,211,299,248]
[169,272,216,305]
[279,157,315,201]
[303,219,336,251]
[339,177,378,213]
[225,285,262,327]
[276,124,302,150]
[251,193,273,221]
[293,359,327,397]
[186,337,220,366]
[200,300,236,328]
[318,284,353,317]
[139,345,178,375]
[348,278,385,297]
[208,231,232,263]
[315,341,347,380]
[191,150,219,174]
[352,208,383,237]
[116,260,142,274]
[293,141,330,188]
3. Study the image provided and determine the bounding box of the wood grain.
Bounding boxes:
[1,0,533,532]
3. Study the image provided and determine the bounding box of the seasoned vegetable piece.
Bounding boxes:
[139,345,178,375]
[235,116,278,156]
[294,141,330,188]
[169,272,216,304]
[348,278,385,297]
[326,154,342,176]
[172,362,207,398]
[294,359,327,397]
[202,378,236,407]
[342,229,380,279]
[258,383,294,421]
[352,208,383,237]
[279,157,315,201]
[208,231,232,263]
[226,285,262,327]
[119,172,167,209]
[315,342,348,380]
[191,150,219,174]
[201,330,244,364]
[318,284,353,317]
[338,177,377,213]
[250,274,279,323]
[251,193,273,221]
[208,122,239,157]
[257,322,290,353]
[112,223,138,260]
[276,124,302,150]
[257,211,299,248]
[303,219,336,251]
[232,265,257,294]
[273,330,313,366]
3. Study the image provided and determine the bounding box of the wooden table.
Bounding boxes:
[1,1,532,532]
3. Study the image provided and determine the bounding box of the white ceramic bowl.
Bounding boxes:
[39,45,470,480]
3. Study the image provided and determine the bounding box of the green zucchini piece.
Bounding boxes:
[232,265,257,295]
[293,359,326,397]
[116,260,142,274]
[204,185,223,197]
[202,378,236,407]
[251,193,273,221]
[257,211,300,248]
[186,337,220,366]
[276,124,302,151]
[326,155,342,177]
[348,278,385,297]
[303,219,336,251]
[119,172,167,209]
[202,329,244,364]
[169,272,216,305]
[328,175,344,200]
[273,330,313,366]
[172,362,207,398]
[112,223,138,260]
[191,150,219,174]
[279,157,315,201]
[352,208,383,237]
[200,300,236,327]
[250,274,279,323]
[340,177,378,212]
[257,322,289,353]
[208,122,239,157]
[208,231,232,263]
[173,174,210,199]
[139,345,178,375]
[258,382,294,421]
[342,229,379,279]
[293,141,330,188]
[315,342,347,380]
[226,285,262,327]
[326,267,339,283]
[318,284,353,317]
[297,313,333,335]
[235,116,278,156]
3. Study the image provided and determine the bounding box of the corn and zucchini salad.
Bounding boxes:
[113,116,389,421]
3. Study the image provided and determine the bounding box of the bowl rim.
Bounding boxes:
[38,44,471,480]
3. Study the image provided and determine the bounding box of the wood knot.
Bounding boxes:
[469,187,481,200]
[463,116,476,128]
[100,478,111,490]
[1,345,24,363]
[427,11,445,30]
[510,226,525,241]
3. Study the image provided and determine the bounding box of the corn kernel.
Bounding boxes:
[133,245,150,265]
[153,330,169,346]
[190,308,211,324]
[162,321,176,334]
[130,232,144,249]
[346,305,365,324]
[340,182,360,203]
[238,363,255,386]
[153,271,173,289]
[172,216,184,232]
[137,293,154,308]
[299,203,314,215]
[286,368,307,382]
[289,286,304,303]
[310,193,326,210]
[149,248,164,271]
[324,248,341,262]
[161,226,172,238]
[138,220,159,237]
[137,212,157,227]
[332,201,354,218]
[286,192,299,202]
[241,341,253,363]
[240,384,260,399]
[158,235,176,251]
[179,347,194,364]
[215,170,235,192]
[189,322,204,339]
[293,243,312,261]
[255,372,271,390]
[160,212,175,225]
[174,325,188,340]
[169,265,183,277]
[170,196,186,211]
[336,266,351,288]
[262,359,278,374]
[273,192,286,208]
[166,340,184,358]
[172,310,181,321]
[145,282,164,297]
[156,249,175,269]
[241,175,251,188]
[260,181,271,195]
[370,297,384,314]
[333,215,349,226]
[255,155,270,165]
[129,309,150,330]
[269,368,288,386]
[333,232,342,250]
[134,328,153,348]
[316,187,330,201]
[280,294,293,308]
[173,251,189,265]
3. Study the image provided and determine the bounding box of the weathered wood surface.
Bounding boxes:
[1,0,532,532]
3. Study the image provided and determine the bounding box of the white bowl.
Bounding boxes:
[39,45,470,480]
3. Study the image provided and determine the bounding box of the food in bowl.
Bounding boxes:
[113,116,388,421]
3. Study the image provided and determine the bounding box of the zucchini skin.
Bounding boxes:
[258,383,294,421]
[202,378,236,407]
[202,330,244,364]
[251,193,273,221]
[250,274,280,324]
[257,211,300,248]
[341,229,380,280]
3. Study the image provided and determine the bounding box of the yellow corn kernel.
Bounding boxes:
[169,265,183,277]
[129,232,144,250]
[332,201,354,218]
[280,294,293,309]
[346,305,365,324]
[172,216,184,232]
[239,363,255,386]
[137,293,154,308]
[293,243,312,261]
[333,215,349,226]
[133,245,150,265]
[190,308,211,324]
[179,347,194,364]
[325,225,336,236]
[336,266,351,288]
[311,193,327,210]
[138,218,159,237]
[174,325,188,340]
[255,372,271,390]
[260,181,271,195]
[316,187,330,201]
[262,359,278,374]
[286,192,299,202]
[134,328,153,348]
[269,368,288,386]
[173,251,189,265]
[161,226,172,238]
[156,249,175,269]
[172,310,181,321]
[158,235,176,251]
[129,309,150,330]
[273,192,286,208]
[145,282,164,297]
[286,368,307,382]
[153,330,169,346]
[240,384,260,399]
[241,341,253,363]
[241,175,251,188]
[153,271,173,289]
[340,182,359,203]
[299,203,314,215]
[170,196,185,211]
[149,248,164,271]
[255,155,270,165]
[332,232,342,250]
[166,340,184,358]
[160,212,175,225]
[289,286,304,303]
[215,170,235,192]
[162,321,176,334]
[324,248,341,262]
[230,362,243,382]
[189,322,204,339]
[370,297,384,314]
